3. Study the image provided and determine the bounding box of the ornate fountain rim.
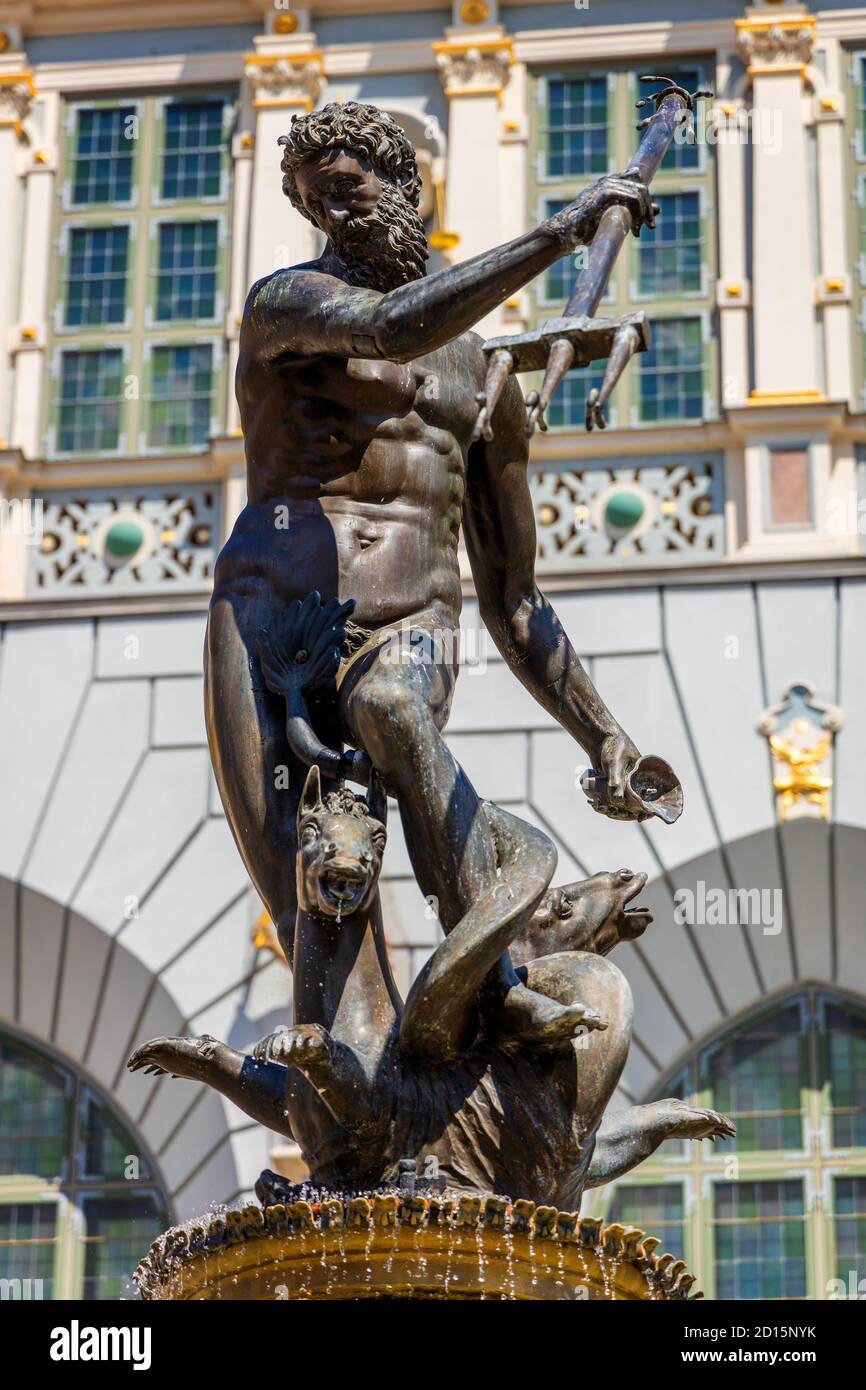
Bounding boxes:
[135,1193,702,1301]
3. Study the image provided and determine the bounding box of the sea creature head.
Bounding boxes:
[296,765,387,920]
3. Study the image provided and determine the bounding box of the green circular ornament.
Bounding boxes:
[604,490,645,531]
[105,518,145,559]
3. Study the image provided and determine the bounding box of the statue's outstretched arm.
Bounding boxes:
[462,374,641,806]
[241,173,655,365]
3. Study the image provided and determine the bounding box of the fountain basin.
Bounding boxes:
[135,1193,701,1301]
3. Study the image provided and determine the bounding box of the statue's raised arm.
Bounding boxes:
[240,101,656,366]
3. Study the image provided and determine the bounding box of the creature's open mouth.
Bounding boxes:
[622,871,652,926]
[319,870,368,916]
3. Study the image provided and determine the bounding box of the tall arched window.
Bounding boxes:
[593,989,866,1299]
[0,1029,171,1299]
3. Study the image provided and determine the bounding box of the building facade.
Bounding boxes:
[0,0,864,1300]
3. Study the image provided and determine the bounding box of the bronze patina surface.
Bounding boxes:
[128,88,731,1300]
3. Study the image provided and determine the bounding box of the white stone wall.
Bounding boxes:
[1,575,864,1214]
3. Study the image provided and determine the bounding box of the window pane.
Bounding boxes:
[0,1202,58,1299]
[833,1176,866,1287]
[155,221,219,321]
[0,1030,171,1302]
[546,365,598,429]
[147,343,214,449]
[64,226,129,327]
[767,448,812,527]
[703,1001,805,1152]
[78,1087,152,1183]
[57,349,124,454]
[639,192,703,297]
[713,1179,807,1300]
[0,1040,71,1179]
[638,317,704,422]
[826,1001,866,1148]
[161,101,224,200]
[72,107,135,206]
[607,1183,686,1261]
[80,1192,169,1300]
[543,78,608,178]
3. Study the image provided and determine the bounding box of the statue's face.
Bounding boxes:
[291,142,429,292]
[294,146,383,245]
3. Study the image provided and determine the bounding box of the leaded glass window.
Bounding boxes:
[541,77,609,179]
[638,192,702,297]
[637,317,704,422]
[56,348,124,454]
[713,1179,808,1301]
[160,100,225,201]
[529,62,715,428]
[154,221,219,321]
[147,343,215,450]
[833,1175,866,1286]
[64,226,129,327]
[702,1001,805,1152]
[0,1031,170,1301]
[826,1001,866,1147]
[70,106,136,207]
[48,94,232,459]
[589,990,866,1300]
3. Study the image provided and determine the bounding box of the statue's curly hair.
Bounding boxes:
[321,788,370,819]
[278,101,422,220]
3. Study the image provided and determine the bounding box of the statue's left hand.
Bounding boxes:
[596,731,644,815]
[257,594,356,697]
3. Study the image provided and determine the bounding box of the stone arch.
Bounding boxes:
[1,876,243,1221]
[612,819,866,1104]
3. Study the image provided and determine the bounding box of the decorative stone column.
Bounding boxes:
[434,30,513,338]
[225,78,256,439]
[0,57,33,450]
[244,26,324,288]
[713,56,751,410]
[736,5,821,403]
[10,87,59,459]
[810,37,853,405]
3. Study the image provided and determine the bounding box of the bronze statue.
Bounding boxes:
[203,99,659,1047]
[129,764,732,1204]
[129,91,733,1212]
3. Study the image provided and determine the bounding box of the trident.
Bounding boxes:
[471,77,712,442]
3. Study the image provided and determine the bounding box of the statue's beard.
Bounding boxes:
[329,182,429,292]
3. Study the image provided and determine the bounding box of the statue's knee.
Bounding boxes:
[351,673,428,766]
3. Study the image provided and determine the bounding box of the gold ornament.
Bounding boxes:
[274,11,300,35]
[460,1,491,24]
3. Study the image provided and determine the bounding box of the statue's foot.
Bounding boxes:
[252,1023,331,1068]
[127,1034,219,1079]
[495,982,606,1049]
[659,1098,736,1142]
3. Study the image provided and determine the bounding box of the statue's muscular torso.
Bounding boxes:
[216,308,486,632]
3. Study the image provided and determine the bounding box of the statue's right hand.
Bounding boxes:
[546,169,658,249]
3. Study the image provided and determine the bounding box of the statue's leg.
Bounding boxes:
[205,587,310,961]
[514,952,634,1211]
[585,1100,736,1189]
[127,1035,292,1136]
[252,1022,370,1130]
[520,952,632,1127]
[340,626,594,1053]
